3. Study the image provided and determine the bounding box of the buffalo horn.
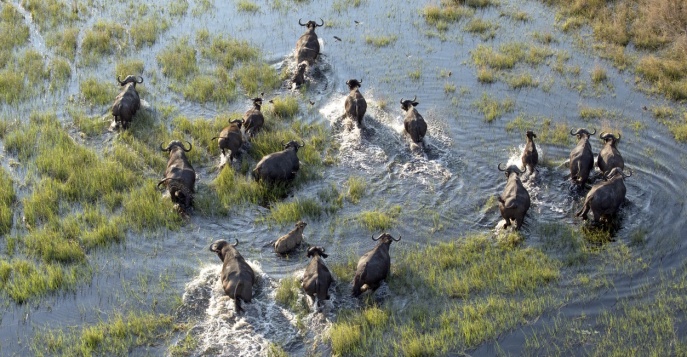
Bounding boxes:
[298,18,306,26]
[412,95,417,103]
[136,76,144,84]
[299,140,305,147]
[623,169,633,178]
[117,76,124,85]
[317,18,324,27]
[371,234,380,241]
[160,143,171,151]
[600,132,611,140]
[400,98,404,105]
[182,141,192,152]
[392,235,401,242]
[570,128,581,136]
[497,162,507,171]
[587,128,597,136]
[157,178,169,188]
[232,238,239,246]
[616,133,621,141]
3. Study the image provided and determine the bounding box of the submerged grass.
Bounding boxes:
[329,234,561,356]
[472,93,515,122]
[0,167,15,236]
[358,205,401,231]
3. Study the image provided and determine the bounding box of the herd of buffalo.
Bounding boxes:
[110,19,631,312]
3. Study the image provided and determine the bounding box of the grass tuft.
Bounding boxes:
[472,93,515,122]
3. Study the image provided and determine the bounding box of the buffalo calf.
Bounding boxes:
[274,221,307,254]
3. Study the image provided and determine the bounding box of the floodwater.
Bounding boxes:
[1,0,686,355]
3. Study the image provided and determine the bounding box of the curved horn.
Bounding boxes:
[615,133,621,141]
[117,76,125,85]
[371,234,380,241]
[160,143,171,152]
[600,132,611,140]
[232,238,239,246]
[157,178,170,188]
[400,98,404,105]
[136,76,144,84]
[570,128,581,136]
[412,95,417,102]
[497,163,507,171]
[299,140,305,147]
[589,128,597,135]
[183,141,192,152]
[392,235,401,242]
[317,18,324,27]
[298,18,306,26]
[623,169,633,178]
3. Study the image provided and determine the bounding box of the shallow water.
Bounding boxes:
[1,0,686,355]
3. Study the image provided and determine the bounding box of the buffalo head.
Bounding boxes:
[160,140,192,152]
[526,130,537,140]
[346,79,362,90]
[209,238,239,261]
[307,246,328,258]
[600,132,621,146]
[570,128,597,140]
[299,18,324,29]
[372,232,401,244]
[117,75,144,87]
[282,140,305,151]
[400,96,419,111]
[498,162,523,178]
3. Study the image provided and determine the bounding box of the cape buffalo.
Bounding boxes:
[401,96,427,148]
[212,119,244,163]
[497,163,531,230]
[252,140,304,183]
[158,140,196,210]
[301,246,334,308]
[522,130,538,175]
[296,18,324,65]
[111,75,143,129]
[597,132,624,177]
[292,62,307,89]
[243,95,265,138]
[274,221,307,254]
[352,233,401,297]
[576,167,631,223]
[569,128,596,186]
[345,79,367,128]
[210,239,256,314]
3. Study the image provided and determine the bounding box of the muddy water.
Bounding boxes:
[1,0,686,355]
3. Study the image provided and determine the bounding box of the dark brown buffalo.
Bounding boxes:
[158,140,196,210]
[210,239,255,314]
[296,19,324,65]
[522,130,538,175]
[243,95,265,138]
[569,128,596,186]
[576,167,630,223]
[497,163,531,230]
[252,140,304,183]
[352,233,401,297]
[301,246,334,308]
[111,75,143,129]
[401,96,427,147]
[212,119,244,163]
[597,132,624,176]
[345,79,367,128]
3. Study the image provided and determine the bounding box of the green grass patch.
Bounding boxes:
[265,198,323,225]
[358,205,401,231]
[0,167,15,236]
[31,312,175,356]
[80,77,116,106]
[275,276,309,313]
[579,106,609,121]
[329,233,560,356]
[345,177,366,204]
[46,27,79,61]
[0,258,85,304]
[472,93,515,122]
[423,4,475,29]
[266,96,300,119]
[0,4,30,52]
[131,15,170,48]
[234,62,282,96]
[157,37,198,81]
[476,67,496,83]
[464,18,497,39]
[506,72,538,89]
[115,59,145,78]
[81,20,127,65]
[182,69,237,103]
[200,33,260,70]
[48,57,72,90]
[506,114,571,146]
[20,0,78,31]
[365,35,398,48]
[0,69,26,104]
[591,65,608,83]
[237,0,260,12]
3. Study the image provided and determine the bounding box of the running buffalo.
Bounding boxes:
[345,79,367,128]
[401,96,427,149]
[522,130,538,175]
[296,18,324,65]
[292,62,307,89]
[569,128,596,186]
[252,140,304,183]
[301,246,334,308]
[352,233,401,297]
[576,167,631,223]
[212,119,244,163]
[497,163,531,230]
[158,140,196,210]
[210,239,256,314]
[597,132,624,176]
[243,95,265,138]
[111,75,143,129]
[274,221,307,254]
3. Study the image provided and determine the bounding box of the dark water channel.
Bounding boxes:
[1,0,686,355]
